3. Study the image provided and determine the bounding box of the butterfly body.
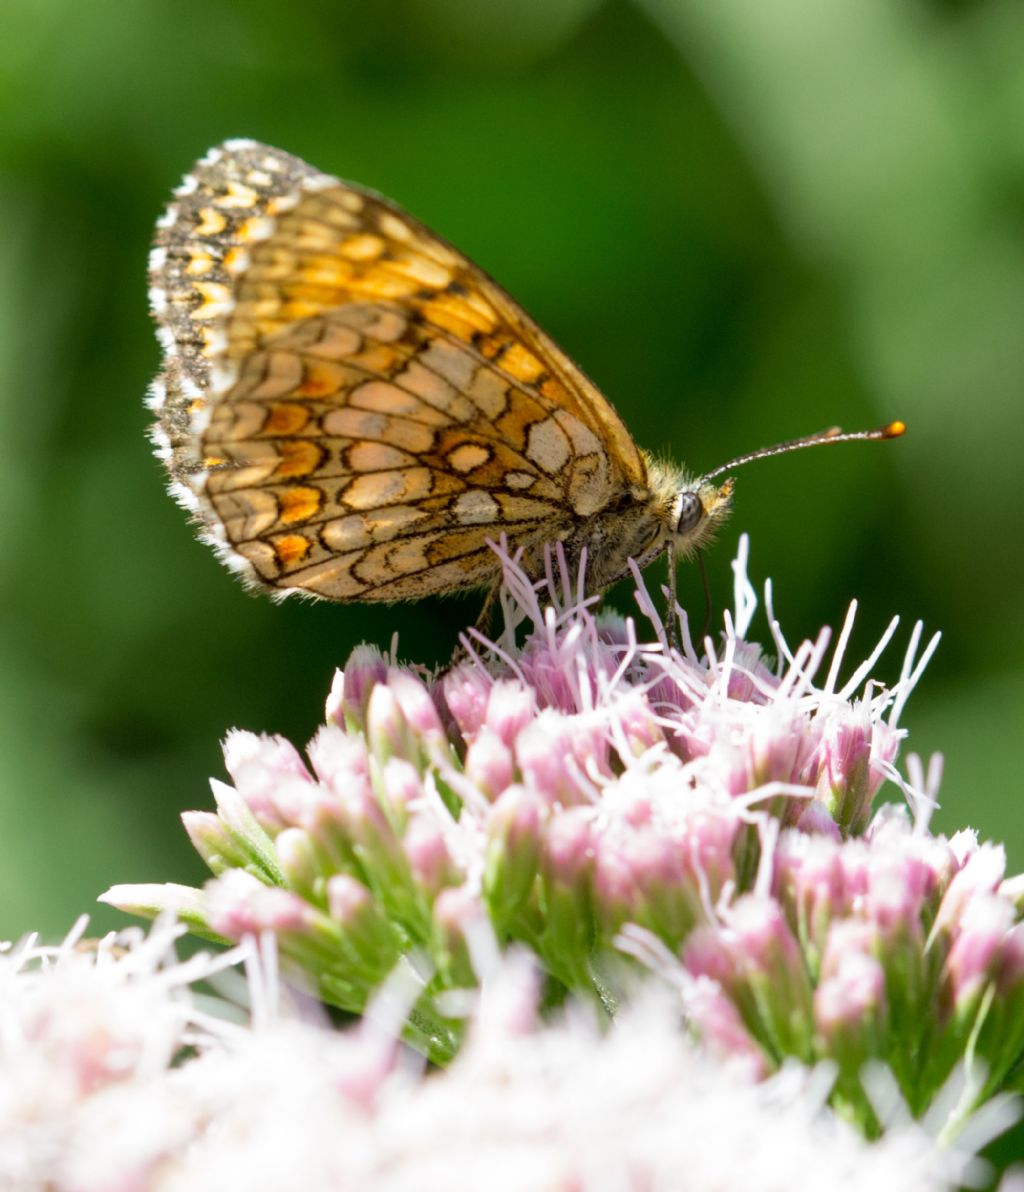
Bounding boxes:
[148,140,732,607]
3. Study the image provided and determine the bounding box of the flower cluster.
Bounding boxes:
[104,539,1024,1134]
[0,920,984,1191]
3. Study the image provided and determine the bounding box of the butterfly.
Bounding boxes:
[148,140,902,625]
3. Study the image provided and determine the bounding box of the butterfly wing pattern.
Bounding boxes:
[147,139,668,605]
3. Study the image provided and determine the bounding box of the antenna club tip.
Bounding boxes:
[883,419,907,439]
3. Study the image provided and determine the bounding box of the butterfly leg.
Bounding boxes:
[665,545,713,656]
[440,581,502,673]
[666,541,679,653]
[472,580,501,638]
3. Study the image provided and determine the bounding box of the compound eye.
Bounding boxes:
[674,491,704,534]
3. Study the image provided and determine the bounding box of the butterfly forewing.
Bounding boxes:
[148,140,650,602]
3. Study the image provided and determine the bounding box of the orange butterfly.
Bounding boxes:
[148,140,901,621]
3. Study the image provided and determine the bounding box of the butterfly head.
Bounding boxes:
[667,476,734,558]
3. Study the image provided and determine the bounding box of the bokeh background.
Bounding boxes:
[1,0,1022,941]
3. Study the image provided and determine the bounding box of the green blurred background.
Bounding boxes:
[1,0,1022,939]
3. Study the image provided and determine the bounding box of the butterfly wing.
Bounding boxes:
[149,139,649,601]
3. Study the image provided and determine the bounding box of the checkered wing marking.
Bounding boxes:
[149,140,648,601]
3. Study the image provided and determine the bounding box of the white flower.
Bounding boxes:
[0,921,986,1191]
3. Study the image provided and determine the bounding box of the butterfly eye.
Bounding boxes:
[674,492,704,535]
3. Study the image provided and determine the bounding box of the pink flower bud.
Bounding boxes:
[484,680,536,748]
[275,827,321,896]
[810,918,888,1077]
[996,923,1024,997]
[518,648,582,714]
[683,926,740,996]
[335,644,388,729]
[934,843,1007,939]
[815,950,887,1055]
[943,893,1016,1010]
[543,808,594,886]
[862,851,929,948]
[366,683,411,762]
[593,828,698,946]
[465,727,515,800]
[678,805,740,903]
[613,691,666,756]
[999,873,1024,912]
[687,976,768,1078]
[440,664,492,740]
[774,831,847,964]
[181,811,237,872]
[750,708,819,793]
[541,808,595,962]
[435,884,490,986]
[795,799,841,839]
[305,728,375,864]
[592,846,635,931]
[485,785,545,921]
[816,707,898,835]
[307,725,371,791]
[325,666,346,727]
[221,730,315,828]
[387,667,446,745]
[724,642,778,703]
[327,873,398,982]
[404,817,457,900]
[327,871,373,922]
[727,895,815,1056]
[337,776,407,880]
[819,918,879,980]
[205,871,314,939]
[516,712,609,807]
[381,757,424,826]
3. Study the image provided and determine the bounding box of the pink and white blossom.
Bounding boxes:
[103,537,1023,1137]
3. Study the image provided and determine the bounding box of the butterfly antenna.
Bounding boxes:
[701,420,905,484]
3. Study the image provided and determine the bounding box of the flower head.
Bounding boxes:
[103,536,1024,1138]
